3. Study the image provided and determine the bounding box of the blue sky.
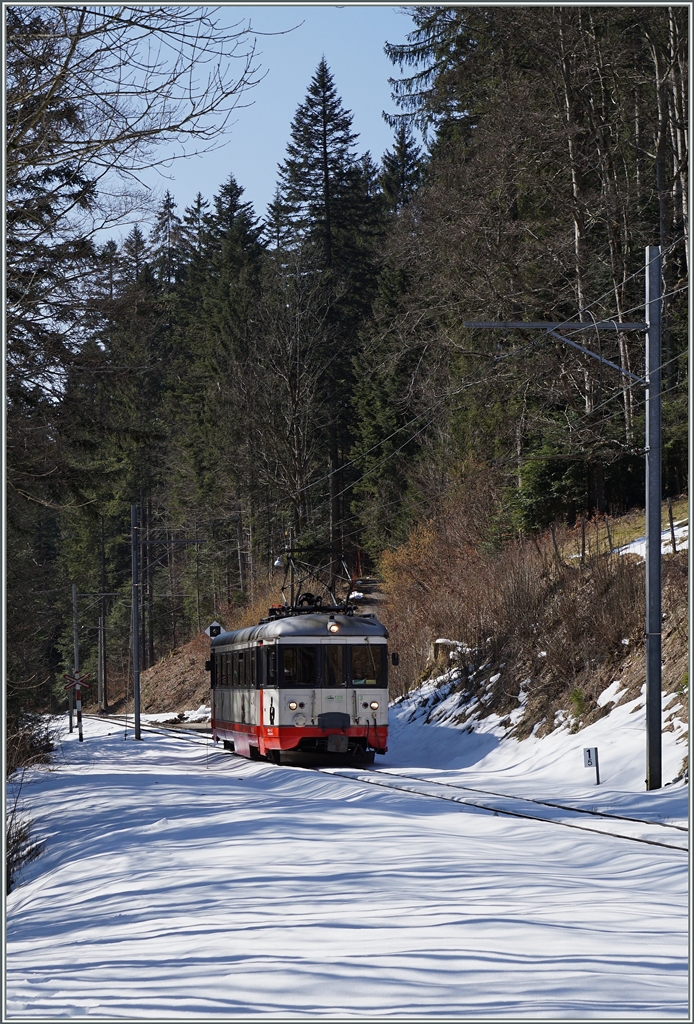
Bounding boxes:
[138,5,416,224]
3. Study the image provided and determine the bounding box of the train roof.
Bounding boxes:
[211,612,389,647]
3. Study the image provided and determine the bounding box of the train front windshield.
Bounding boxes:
[282,646,317,687]
[279,644,385,687]
[351,643,383,686]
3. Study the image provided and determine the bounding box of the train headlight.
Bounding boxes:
[327,617,339,634]
[370,701,379,710]
[288,701,297,710]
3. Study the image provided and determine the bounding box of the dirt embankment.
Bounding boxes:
[138,632,212,713]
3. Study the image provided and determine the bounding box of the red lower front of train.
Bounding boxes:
[212,718,388,759]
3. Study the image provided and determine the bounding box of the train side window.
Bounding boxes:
[243,649,253,688]
[324,645,345,687]
[282,647,296,686]
[231,653,239,688]
[267,649,276,685]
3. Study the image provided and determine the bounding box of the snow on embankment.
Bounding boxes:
[383,516,688,786]
[616,519,689,559]
[140,705,211,725]
[385,655,688,794]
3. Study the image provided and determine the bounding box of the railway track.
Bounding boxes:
[373,769,689,832]
[82,714,219,748]
[85,715,688,853]
[318,767,689,853]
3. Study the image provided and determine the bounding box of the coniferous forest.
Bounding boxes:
[6,7,688,753]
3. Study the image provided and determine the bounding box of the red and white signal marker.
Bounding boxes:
[64,671,92,742]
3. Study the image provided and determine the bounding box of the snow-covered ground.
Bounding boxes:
[6,684,689,1020]
[133,706,212,725]
[616,520,689,559]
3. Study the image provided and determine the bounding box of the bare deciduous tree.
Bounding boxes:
[7,6,264,231]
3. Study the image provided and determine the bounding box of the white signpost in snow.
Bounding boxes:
[584,747,600,785]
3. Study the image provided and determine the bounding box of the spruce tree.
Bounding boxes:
[166,174,265,515]
[181,193,211,260]
[198,173,264,369]
[149,191,184,292]
[204,175,261,259]
[274,61,387,561]
[277,57,359,268]
[121,225,151,285]
[264,187,295,252]
[380,125,424,212]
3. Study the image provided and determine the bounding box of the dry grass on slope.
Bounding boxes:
[139,632,211,714]
[379,482,688,742]
[137,578,288,714]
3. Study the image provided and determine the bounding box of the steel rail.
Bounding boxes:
[369,769,689,833]
[318,770,688,853]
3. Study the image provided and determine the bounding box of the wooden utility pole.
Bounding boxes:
[147,498,154,668]
[69,583,78,732]
[289,526,295,608]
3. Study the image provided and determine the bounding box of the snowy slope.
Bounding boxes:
[387,672,688,796]
[616,520,689,559]
[6,687,689,1020]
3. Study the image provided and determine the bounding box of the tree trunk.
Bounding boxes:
[559,12,588,315]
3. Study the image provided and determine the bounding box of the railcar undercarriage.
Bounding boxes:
[221,734,376,766]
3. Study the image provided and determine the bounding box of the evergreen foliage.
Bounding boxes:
[277,57,360,265]
[380,125,424,212]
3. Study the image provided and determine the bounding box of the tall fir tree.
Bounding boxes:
[149,191,184,292]
[199,173,264,370]
[380,124,424,212]
[167,174,265,515]
[274,61,386,559]
[277,57,359,268]
[121,225,151,285]
[263,187,294,252]
[182,193,211,260]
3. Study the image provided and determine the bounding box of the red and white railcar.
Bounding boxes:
[208,608,390,764]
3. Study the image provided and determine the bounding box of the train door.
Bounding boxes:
[321,643,348,723]
[261,645,279,728]
[349,643,388,726]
